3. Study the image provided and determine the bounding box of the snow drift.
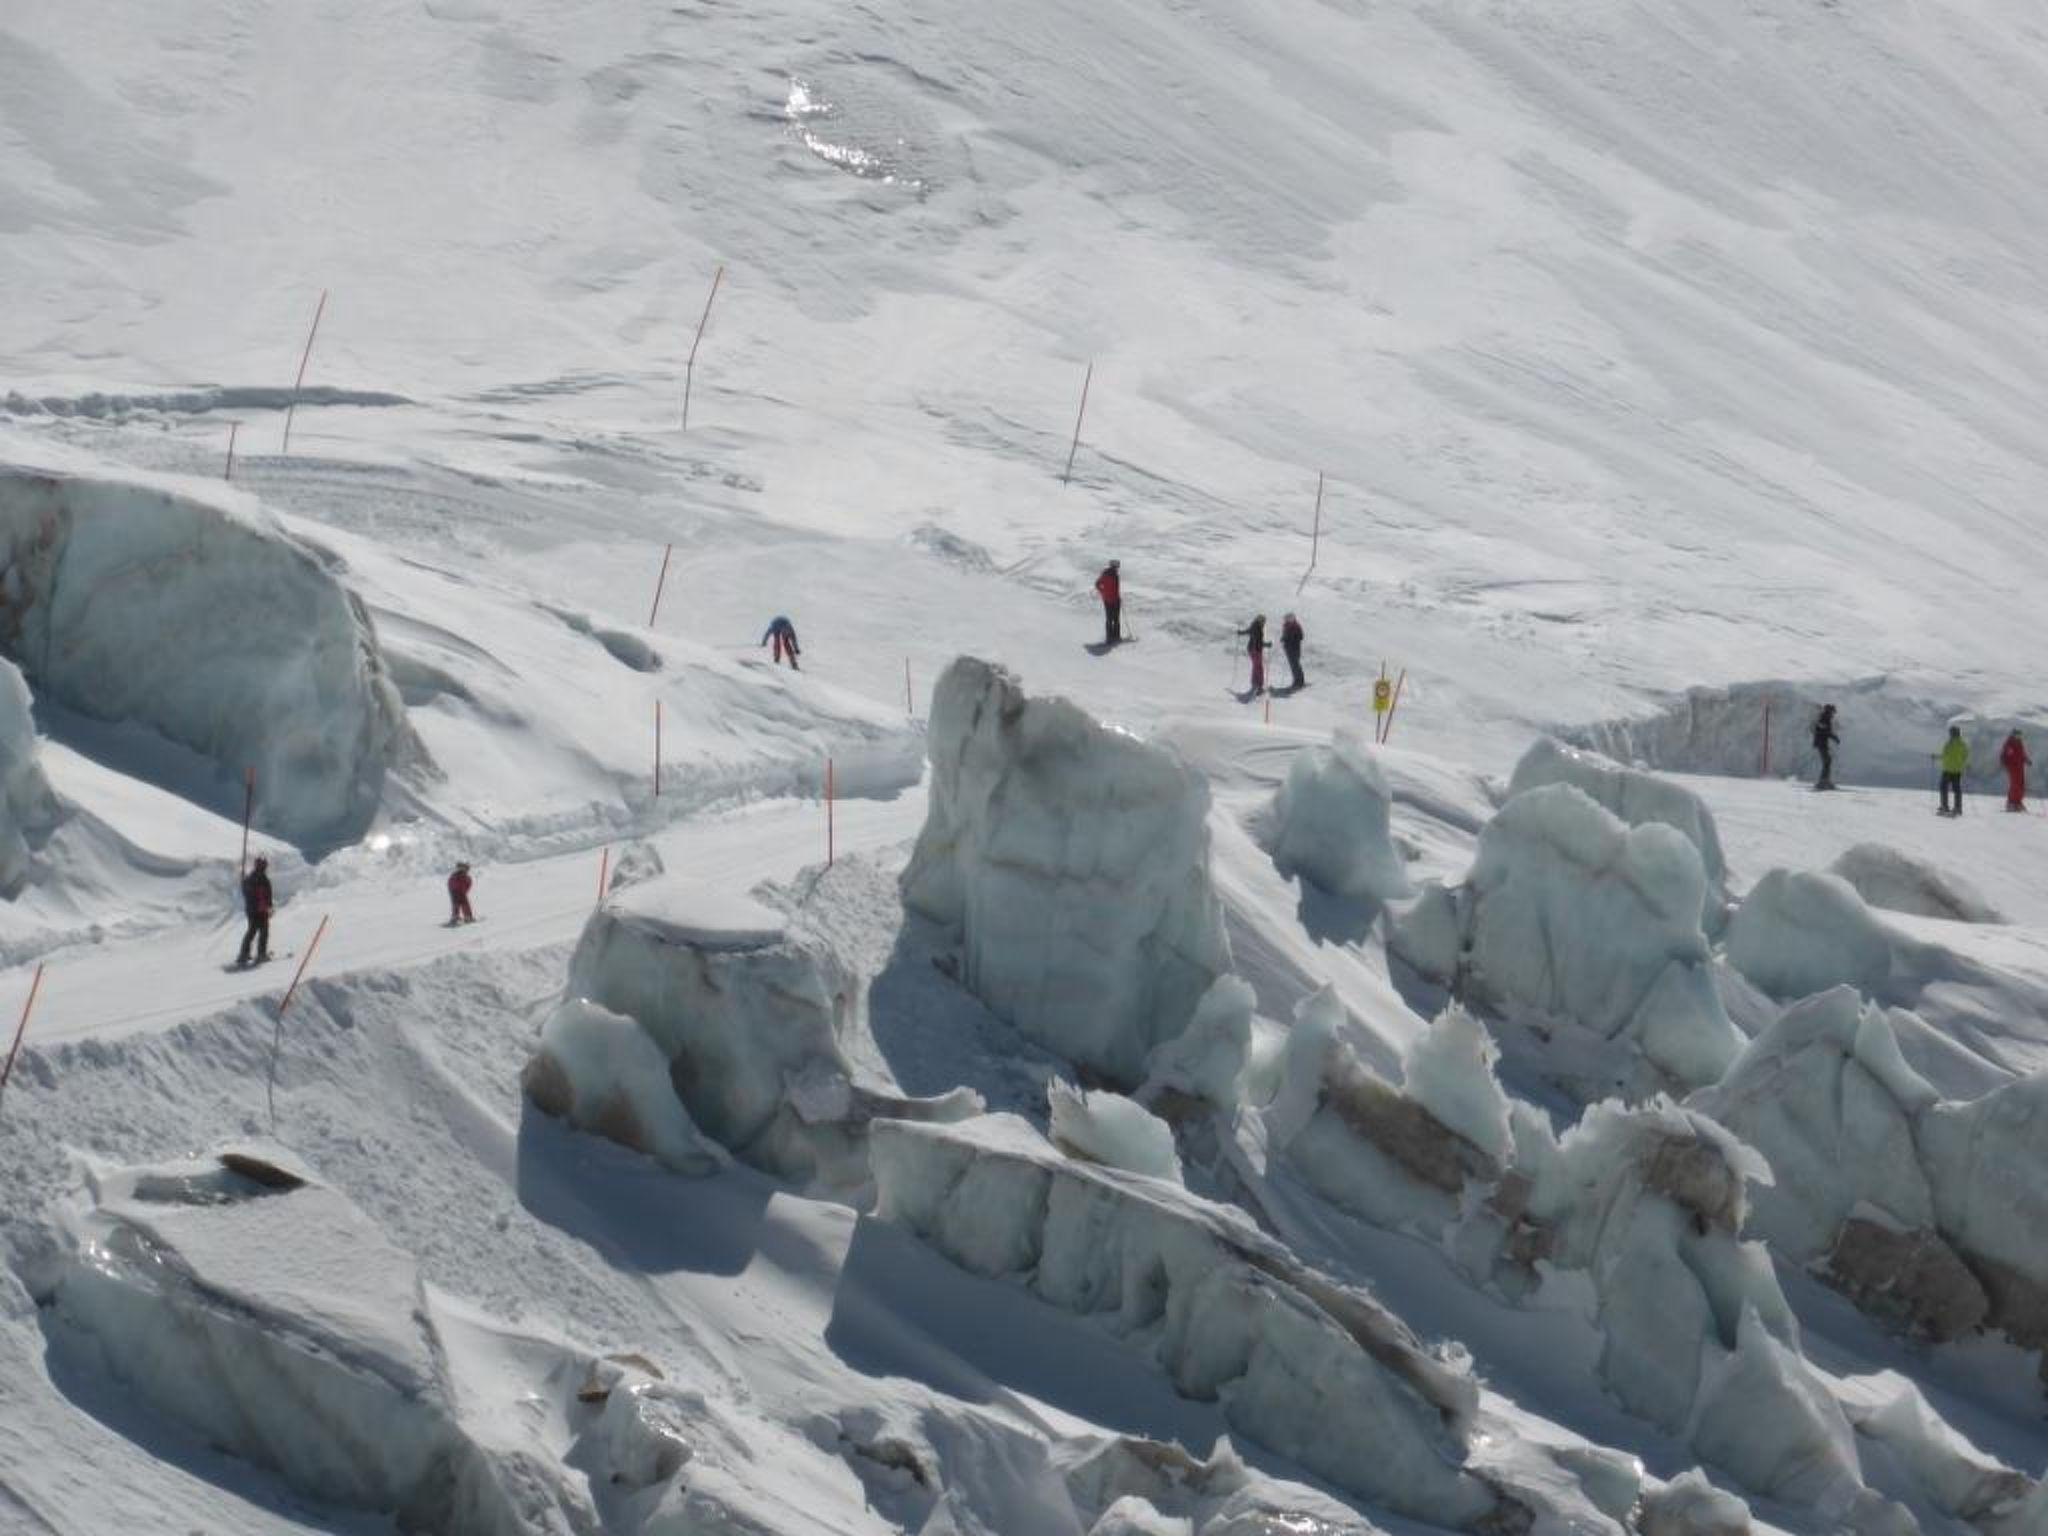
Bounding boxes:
[903,657,1231,1086]
[538,876,979,1185]
[870,1112,1518,1530]
[1830,842,2004,925]
[0,656,59,892]
[0,467,416,847]
[1392,782,1743,1099]
[1268,727,1410,904]
[1725,869,1895,1002]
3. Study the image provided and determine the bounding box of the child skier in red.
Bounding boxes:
[2002,730,2031,812]
[448,862,476,924]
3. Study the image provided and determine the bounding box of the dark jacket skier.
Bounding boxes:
[1812,705,1839,790]
[761,616,800,669]
[238,858,273,966]
[1095,561,1122,644]
[1280,613,1305,690]
[1238,615,1270,695]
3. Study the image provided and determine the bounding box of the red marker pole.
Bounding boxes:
[238,768,255,877]
[1061,361,1094,486]
[224,420,240,480]
[648,543,674,628]
[0,962,47,1111]
[682,264,726,431]
[266,915,331,1129]
[281,289,329,455]
[596,846,610,904]
[1380,670,1408,746]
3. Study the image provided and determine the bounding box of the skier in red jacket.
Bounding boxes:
[1094,561,1122,645]
[2001,730,2031,812]
[448,862,476,924]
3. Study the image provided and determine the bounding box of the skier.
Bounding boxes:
[448,861,476,924]
[237,856,273,967]
[1238,614,1271,696]
[761,616,800,670]
[1280,613,1306,691]
[1094,560,1122,645]
[2002,730,2031,812]
[1812,704,1840,790]
[1938,726,1971,817]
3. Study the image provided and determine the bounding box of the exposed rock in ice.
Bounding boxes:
[1830,842,2004,925]
[870,1113,1516,1530]
[1507,737,1729,930]
[1921,1071,2048,1359]
[0,467,418,847]
[1837,1372,2038,1529]
[1391,783,1741,1097]
[1269,727,1409,903]
[0,656,58,892]
[522,998,730,1176]
[902,657,1230,1086]
[1049,1079,1184,1183]
[543,877,979,1184]
[1724,869,1894,1002]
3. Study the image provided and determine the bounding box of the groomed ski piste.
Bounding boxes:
[8,3,2048,1534]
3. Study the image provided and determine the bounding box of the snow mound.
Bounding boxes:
[1829,842,2004,925]
[31,1151,581,1535]
[1268,726,1409,903]
[1138,975,1255,1114]
[1506,737,1728,929]
[1638,1470,1751,1535]
[871,1113,1518,1530]
[0,656,59,892]
[1391,783,1742,1098]
[903,657,1231,1086]
[523,999,731,1176]
[0,466,416,847]
[1048,1080,1184,1183]
[548,876,980,1185]
[1725,869,1894,1002]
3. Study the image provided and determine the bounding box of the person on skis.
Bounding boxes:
[761,616,800,670]
[2001,729,2031,812]
[237,856,273,966]
[1094,560,1122,645]
[1238,614,1271,696]
[1280,613,1306,691]
[1812,704,1840,790]
[448,861,476,924]
[1938,726,1971,817]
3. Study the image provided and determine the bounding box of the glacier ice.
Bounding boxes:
[1830,842,2003,925]
[902,657,1231,1087]
[0,656,58,892]
[522,998,730,1176]
[1049,1079,1184,1183]
[1268,727,1409,903]
[1725,868,1894,1002]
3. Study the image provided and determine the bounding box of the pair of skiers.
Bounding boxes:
[1936,727,2032,816]
[761,616,800,670]
[1236,614,1306,695]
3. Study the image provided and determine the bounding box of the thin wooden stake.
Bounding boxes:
[0,963,47,1110]
[1296,472,1324,594]
[654,700,663,797]
[1264,688,1272,726]
[596,846,611,904]
[238,767,255,877]
[266,915,331,1130]
[1761,699,1773,778]
[282,289,329,455]
[682,264,726,431]
[1380,670,1408,746]
[224,420,240,480]
[1061,362,1094,486]
[826,757,836,869]
[648,543,674,627]
[905,658,913,717]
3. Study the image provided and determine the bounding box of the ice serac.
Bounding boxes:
[546,877,979,1184]
[1506,737,1729,930]
[0,656,58,892]
[0,467,416,848]
[32,1151,580,1535]
[1269,726,1410,903]
[902,657,1230,1086]
[1724,869,1894,1002]
[870,1113,1516,1531]
[1391,783,1741,1098]
[522,998,731,1176]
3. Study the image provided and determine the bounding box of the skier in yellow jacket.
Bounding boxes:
[1937,727,1971,817]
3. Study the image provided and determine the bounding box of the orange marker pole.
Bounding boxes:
[266,915,331,1129]
[596,845,611,904]
[1061,361,1094,486]
[282,288,329,455]
[224,420,240,480]
[826,757,836,869]
[682,264,726,431]
[1263,688,1272,726]
[238,767,255,877]
[0,962,47,1108]
[1380,670,1408,746]
[648,543,674,627]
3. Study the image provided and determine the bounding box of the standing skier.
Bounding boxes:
[237,856,273,967]
[1094,560,1122,645]
[1938,727,1971,817]
[1812,704,1840,790]
[1238,615,1271,696]
[761,616,800,670]
[1280,613,1306,691]
[448,861,476,924]
[2001,730,2031,812]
